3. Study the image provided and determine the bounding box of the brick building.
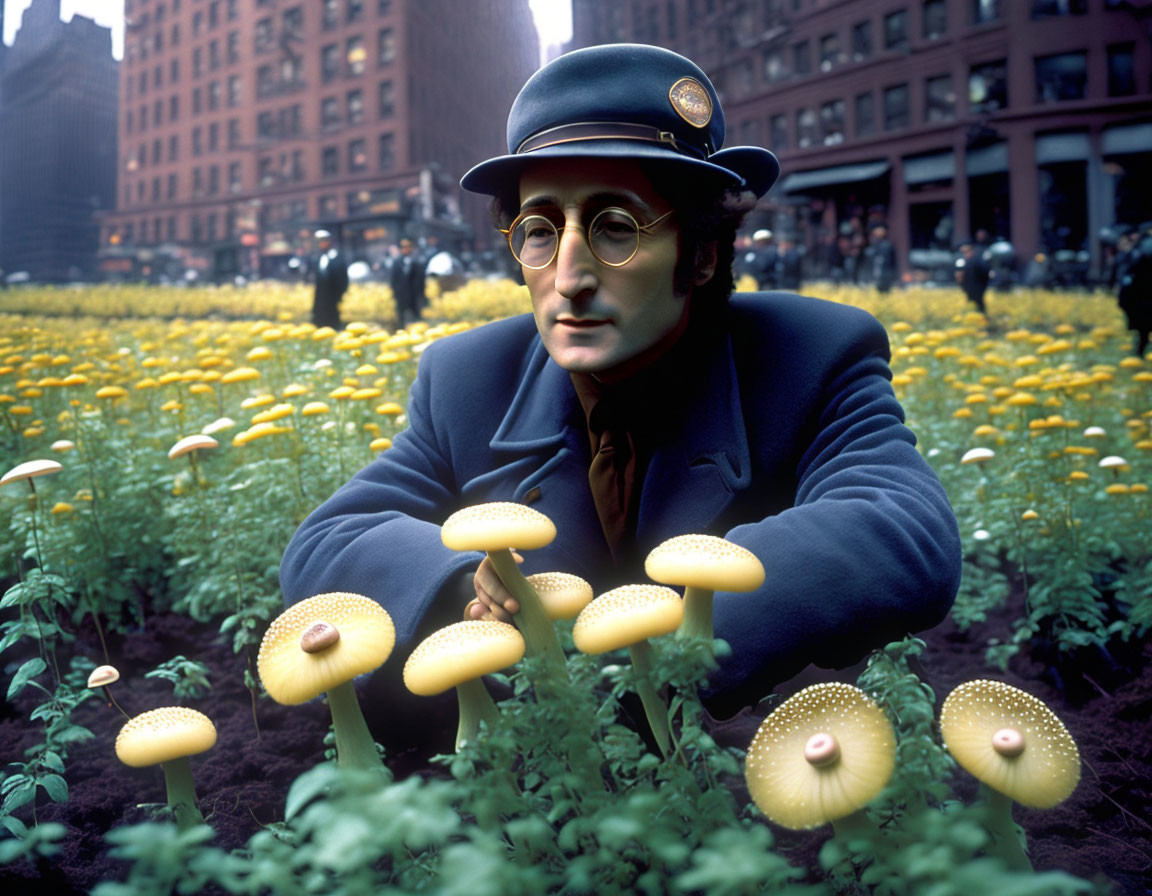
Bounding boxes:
[0,0,118,282]
[570,0,1152,283]
[99,0,538,281]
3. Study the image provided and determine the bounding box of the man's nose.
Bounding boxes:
[553,222,599,297]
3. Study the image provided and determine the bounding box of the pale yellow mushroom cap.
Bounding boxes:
[939,679,1080,808]
[441,502,556,552]
[403,620,525,696]
[87,665,120,688]
[1,459,63,487]
[115,707,217,767]
[744,682,896,830]
[644,534,766,592]
[168,434,220,459]
[257,592,395,705]
[572,584,683,654]
[525,572,594,619]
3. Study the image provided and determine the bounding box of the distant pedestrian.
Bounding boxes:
[773,235,804,291]
[750,229,778,291]
[311,229,349,330]
[955,241,990,315]
[390,238,427,327]
[862,224,898,293]
[1116,223,1152,357]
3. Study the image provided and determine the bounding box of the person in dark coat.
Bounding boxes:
[955,240,991,314]
[773,234,804,291]
[749,229,778,290]
[280,44,960,738]
[311,229,348,329]
[861,224,898,293]
[1117,223,1152,357]
[390,237,427,327]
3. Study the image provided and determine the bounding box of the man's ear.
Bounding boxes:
[694,241,718,285]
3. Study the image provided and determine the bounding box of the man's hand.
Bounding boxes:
[464,551,523,623]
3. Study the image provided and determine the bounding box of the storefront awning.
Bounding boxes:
[903,151,955,185]
[778,160,890,193]
[1103,122,1152,156]
[1036,131,1090,165]
[965,142,1008,176]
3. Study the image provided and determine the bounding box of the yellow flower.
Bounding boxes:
[375,402,404,416]
[328,385,356,400]
[50,500,75,515]
[953,408,973,419]
[1005,392,1037,407]
[282,383,309,398]
[1021,509,1039,521]
[221,367,261,384]
[1105,484,1130,496]
[95,385,128,399]
[369,437,393,452]
[251,403,295,424]
[351,387,382,401]
[1068,471,1090,481]
[240,394,276,409]
[301,401,330,416]
[246,346,274,362]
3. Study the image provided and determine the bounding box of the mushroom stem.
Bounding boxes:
[627,640,671,759]
[159,756,203,830]
[977,783,1032,871]
[454,676,501,751]
[485,548,569,681]
[102,686,131,721]
[326,680,385,772]
[678,585,715,642]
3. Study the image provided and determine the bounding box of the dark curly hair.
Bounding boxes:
[488,159,758,316]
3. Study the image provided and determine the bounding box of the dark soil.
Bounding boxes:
[2,594,1150,894]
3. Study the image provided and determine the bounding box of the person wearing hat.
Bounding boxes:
[311,229,348,329]
[280,44,961,727]
[390,237,427,327]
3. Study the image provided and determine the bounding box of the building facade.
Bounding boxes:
[570,0,1152,283]
[0,0,118,282]
[99,0,538,281]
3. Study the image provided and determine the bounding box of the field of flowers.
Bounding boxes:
[0,278,1149,894]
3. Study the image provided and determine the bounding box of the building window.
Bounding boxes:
[193,87,202,115]
[170,95,179,120]
[282,104,302,137]
[228,75,241,107]
[167,173,178,199]
[1031,0,1086,16]
[208,166,219,196]
[322,96,341,128]
[884,11,908,50]
[925,74,955,121]
[209,39,220,70]
[855,91,874,135]
[1035,51,1087,103]
[322,44,340,82]
[258,157,275,186]
[322,146,340,176]
[923,0,947,38]
[319,194,339,218]
[255,17,273,53]
[171,23,180,46]
[792,40,811,75]
[348,0,364,22]
[973,0,1001,23]
[227,31,239,64]
[1108,43,1136,97]
[208,122,219,151]
[229,162,242,193]
[346,36,366,76]
[762,48,786,82]
[323,0,340,29]
[883,83,909,130]
[168,134,179,161]
[819,33,840,71]
[151,176,161,202]
[208,81,221,111]
[192,167,203,196]
[347,89,364,124]
[348,139,367,172]
[969,60,1008,113]
[258,111,276,139]
[258,64,275,97]
[170,58,179,81]
[378,80,395,117]
[378,27,396,65]
[851,20,872,61]
[282,6,303,39]
[769,113,788,150]
[228,118,241,148]
[795,106,817,148]
[192,126,202,156]
[820,99,845,144]
[378,132,395,170]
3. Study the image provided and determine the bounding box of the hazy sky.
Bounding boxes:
[3,0,571,62]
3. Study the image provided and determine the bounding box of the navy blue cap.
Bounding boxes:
[461,43,780,199]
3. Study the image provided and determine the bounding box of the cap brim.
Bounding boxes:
[461,140,776,197]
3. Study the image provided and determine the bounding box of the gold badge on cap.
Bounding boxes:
[668,77,712,128]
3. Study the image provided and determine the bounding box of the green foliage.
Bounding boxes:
[144,655,212,702]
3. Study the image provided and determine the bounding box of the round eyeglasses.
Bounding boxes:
[501,207,674,270]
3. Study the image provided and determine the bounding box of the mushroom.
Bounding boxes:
[644,534,765,642]
[524,572,594,620]
[440,502,567,679]
[1,458,63,491]
[744,682,896,831]
[939,679,1080,870]
[573,584,683,758]
[403,620,525,750]
[257,592,395,771]
[115,706,217,829]
[87,664,130,719]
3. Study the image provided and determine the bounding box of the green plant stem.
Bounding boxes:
[326,679,385,772]
[678,586,715,642]
[486,548,568,682]
[628,640,671,759]
[978,784,1032,871]
[454,676,500,751]
[160,756,204,830]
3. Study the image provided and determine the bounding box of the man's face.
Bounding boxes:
[518,158,690,383]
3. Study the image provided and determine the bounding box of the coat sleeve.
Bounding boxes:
[278,338,483,647]
[707,304,961,714]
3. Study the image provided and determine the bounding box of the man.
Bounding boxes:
[862,224,898,293]
[311,229,348,329]
[955,240,990,314]
[390,237,427,327]
[280,44,960,723]
[1116,223,1152,358]
[748,229,777,291]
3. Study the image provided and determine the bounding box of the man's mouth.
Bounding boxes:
[557,316,609,328]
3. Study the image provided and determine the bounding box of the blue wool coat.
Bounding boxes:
[279,292,961,714]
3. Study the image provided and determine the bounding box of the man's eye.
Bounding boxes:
[592,212,638,241]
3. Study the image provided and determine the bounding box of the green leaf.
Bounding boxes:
[38,774,68,803]
[7,658,47,700]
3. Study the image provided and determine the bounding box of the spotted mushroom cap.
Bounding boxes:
[168,434,220,459]
[572,584,683,654]
[1,459,63,487]
[939,679,1080,808]
[257,592,395,705]
[403,620,525,696]
[525,572,594,619]
[440,502,556,552]
[744,682,896,830]
[644,534,766,592]
[115,706,217,767]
